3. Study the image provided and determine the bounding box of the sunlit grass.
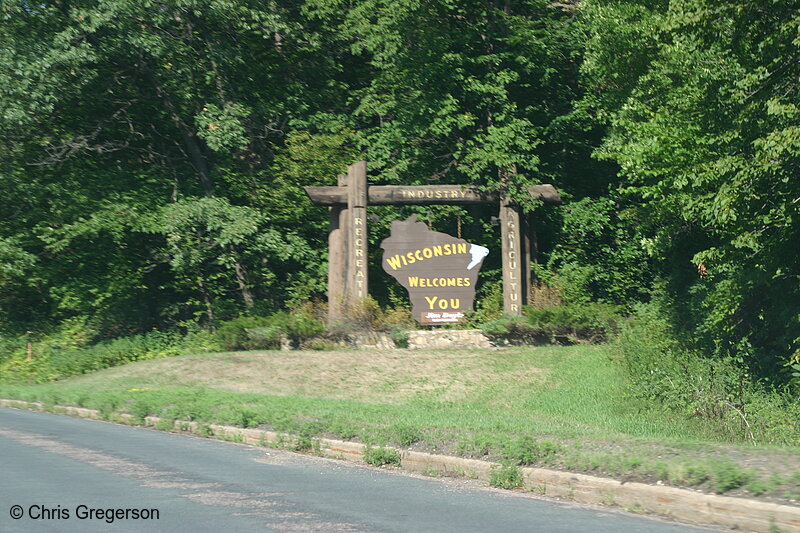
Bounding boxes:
[2,345,798,499]
[0,345,775,443]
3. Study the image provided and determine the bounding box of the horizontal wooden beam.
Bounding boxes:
[304,184,561,206]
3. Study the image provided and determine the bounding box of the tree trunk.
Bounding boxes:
[141,65,214,196]
[197,277,215,323]
[231,250,255,309]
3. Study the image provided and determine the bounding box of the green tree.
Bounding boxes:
[156,197,316,322]
[582,0,800,377]
[0,0,630,339]
[0,0,356,334]
[309,0,588,203]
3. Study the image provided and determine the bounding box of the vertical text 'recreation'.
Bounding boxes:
[353,216,367,298]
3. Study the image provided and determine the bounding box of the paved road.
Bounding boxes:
[0,408,715,532]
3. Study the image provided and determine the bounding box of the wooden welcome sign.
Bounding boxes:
[380,215,489,325]
[304,161,561,324]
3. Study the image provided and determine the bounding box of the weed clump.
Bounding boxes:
[387,423,421,447]
[454,434,493,458]
[708,460,752,494]
[501,436,560,466]
[489,464,524,489]
[364,445,401,467]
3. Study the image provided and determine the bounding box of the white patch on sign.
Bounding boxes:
[467,244,489,270]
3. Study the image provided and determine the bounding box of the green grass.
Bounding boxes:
[1,345,799,500]
[1,346,710,441]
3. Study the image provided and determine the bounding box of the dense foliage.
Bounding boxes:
[582,0,800,382]
[480,301,622,344]
[1,1,798,397]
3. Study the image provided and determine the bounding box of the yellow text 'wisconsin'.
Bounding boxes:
[385,243,468,270]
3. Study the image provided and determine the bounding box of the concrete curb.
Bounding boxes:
[2,399,798,532]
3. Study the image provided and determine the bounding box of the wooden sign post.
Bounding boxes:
[500,199,525,314]
[348,161,369,303]
[305,161,561,323]
[327,173,348,323]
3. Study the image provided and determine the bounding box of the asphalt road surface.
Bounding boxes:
[0,408,716,532]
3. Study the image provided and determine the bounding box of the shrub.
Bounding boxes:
[215,316,273,351]
[326,300,416,349]
[382,306,416,330]
[217,305,328,351]
[614,302,800,445]
[181,327,221,353]
[616,306,745,415]
[524,302,622,343]
[479,302,622,344]
[0,356,59,383]
[389,326,409,348]
[244,325,285,349]
[329,297,395,335]
[47,330,184,376]
[480,315,538,343]
[0,333,26,365]
[304,338,338,351]
[470,280,504,324]
[528,281,563,310]
[383,307,415,348]
[0,327,208,383]
[284,306,325,343]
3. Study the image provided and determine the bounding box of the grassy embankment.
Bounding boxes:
[1,345,799,502]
